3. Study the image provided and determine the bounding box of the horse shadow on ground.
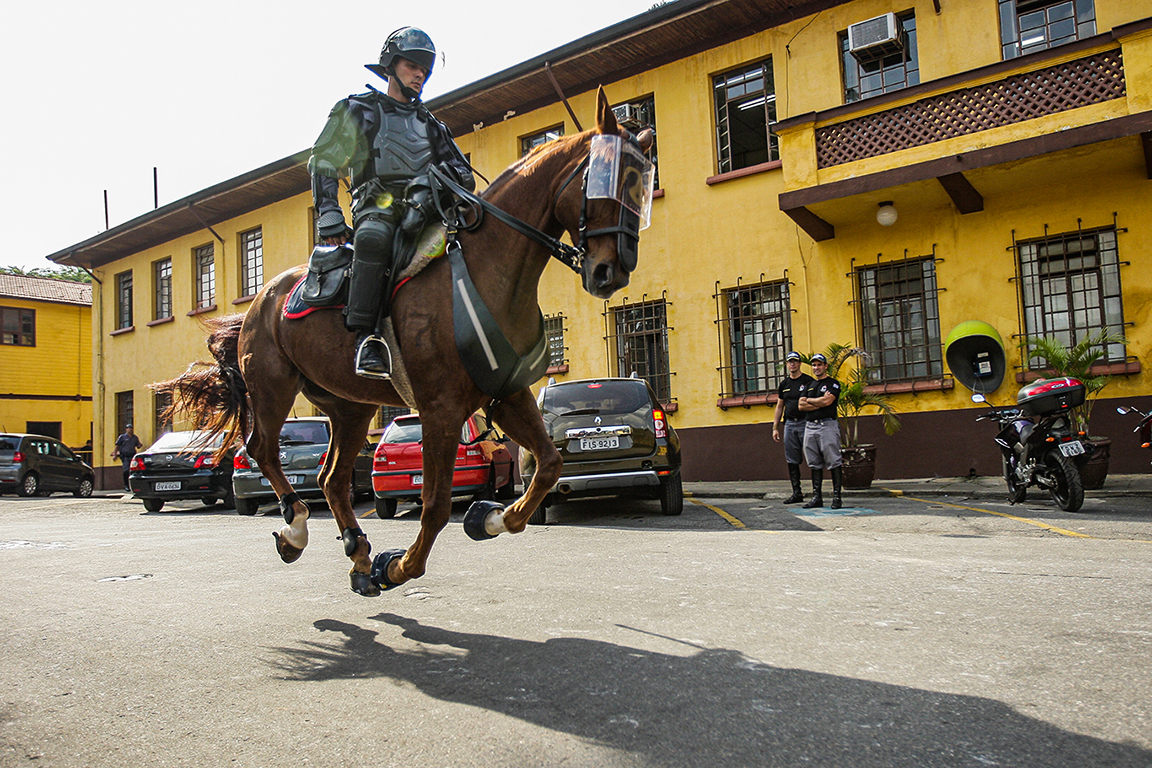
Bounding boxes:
[267,614,1150,767]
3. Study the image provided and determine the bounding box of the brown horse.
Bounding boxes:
[157,89,653,596]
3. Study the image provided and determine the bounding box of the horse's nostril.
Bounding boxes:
[593,263,614,288]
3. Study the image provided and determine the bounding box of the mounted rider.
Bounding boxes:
[309,27,475,378]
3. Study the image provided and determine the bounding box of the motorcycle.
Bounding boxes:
[1115,405,1152,460]
[973,377,1095,512]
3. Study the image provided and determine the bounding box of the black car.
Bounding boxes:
[128,430,235,513]
[0,433,95,498]
[520,377,682,523]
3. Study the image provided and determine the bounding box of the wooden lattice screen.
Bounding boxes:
[816,49,1126,168]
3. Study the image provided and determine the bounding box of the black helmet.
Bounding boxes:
[366,27,436,80]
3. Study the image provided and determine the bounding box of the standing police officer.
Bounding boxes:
[309,27,475,378]
[772,351,814,504]
[798,352,843,509]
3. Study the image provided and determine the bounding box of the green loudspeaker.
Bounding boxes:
[944,321,1006,394]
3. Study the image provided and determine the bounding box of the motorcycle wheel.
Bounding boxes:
[1002,455,1027,504]
[1045,451,1084,513]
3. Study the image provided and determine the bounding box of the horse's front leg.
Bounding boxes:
[316,403,379,596]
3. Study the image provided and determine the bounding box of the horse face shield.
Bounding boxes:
[585,134,654,273]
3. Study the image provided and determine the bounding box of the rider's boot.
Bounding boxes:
[783,463,804,504]
[830,466,843,509]
[354,333,392,379]
[802,469,824,509]
[346,219,395,380]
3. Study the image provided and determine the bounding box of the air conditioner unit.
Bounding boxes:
[847,12,904,62]
[612,103,640,126]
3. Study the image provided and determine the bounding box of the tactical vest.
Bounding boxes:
[369,101,434,183]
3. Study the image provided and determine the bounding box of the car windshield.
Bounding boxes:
[382,419,423,444]
[541,380,651,416]
[280,421,330,445]
[146,431,224,452]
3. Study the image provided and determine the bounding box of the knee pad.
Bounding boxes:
[353,218,395,265]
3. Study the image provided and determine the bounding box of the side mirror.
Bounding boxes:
[1116,406,1131,415]
[971,394,986,404]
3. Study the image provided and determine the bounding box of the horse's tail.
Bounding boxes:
[151,314,250,458]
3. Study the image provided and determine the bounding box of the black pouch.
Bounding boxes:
[301,245,353,307]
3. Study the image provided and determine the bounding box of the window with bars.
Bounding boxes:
[543,314,567,370]
[116,271,133,330]
[153,258,172,320]
[999,0,1095,60]
[154,390,173,438]
[195,244,215,308]
[612,95,660,189]
[1017,226,1126,363]
[608,299,672,402]
[240,228,264,297]
[1,306,35,346]
[714,60,779,174]
[841,13,919,103]
[855,257,943,382]
[521,126,564,157]
[717,280,792,397]
[115,391,134,436]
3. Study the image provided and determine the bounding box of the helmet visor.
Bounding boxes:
[586,134,654,230]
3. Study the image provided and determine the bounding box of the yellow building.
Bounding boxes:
[49,0,1152,484]
[0,273,93,459]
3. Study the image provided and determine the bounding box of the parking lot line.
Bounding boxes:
[901,496,1094,539]
[687,497,753,530]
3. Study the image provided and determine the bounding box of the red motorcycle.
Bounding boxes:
[1115,405,1152,460]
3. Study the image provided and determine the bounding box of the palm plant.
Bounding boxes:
[805,344,901,449]
[1023,329,1127,436]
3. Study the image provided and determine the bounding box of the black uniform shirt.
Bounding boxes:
[803,377,841,421]
[777,373,815,422]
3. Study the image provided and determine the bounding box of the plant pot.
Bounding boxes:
[840,444,877,490]
[1079,438,1111,491]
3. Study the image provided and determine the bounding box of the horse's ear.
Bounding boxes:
[595,86,618,135]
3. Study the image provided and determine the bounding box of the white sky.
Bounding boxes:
[1,0,660,271]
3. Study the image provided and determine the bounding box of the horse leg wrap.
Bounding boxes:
[280,492,307,525]
[342,527,368,558]
[463,500,504,541]
[370,549,407,591]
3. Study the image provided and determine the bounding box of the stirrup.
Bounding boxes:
[355,334,391,380]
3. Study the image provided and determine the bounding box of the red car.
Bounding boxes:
[371,413,515,518]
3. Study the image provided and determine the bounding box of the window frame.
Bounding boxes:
[717,279,793,398]
[239,227,264,298]
[1,306,36,346]
[713,59,779,175]
[840,11,920,104]
[115,391,134,438]
[115,270,133,330]
[543,313,568,371]
[521,126,564,157]
[854,256,944,383]
[153,257,172,321]
[194,243,216,309]
[999,0,1096,60]
[607,298,673,404]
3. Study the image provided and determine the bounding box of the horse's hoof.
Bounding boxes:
[463,500,503,541]
[350,571,381,597]
[370,549,407,591]
[273,531,304,564]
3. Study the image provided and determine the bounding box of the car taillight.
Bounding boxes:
[234,454,251,470]
[130,456,145,471]
[653,409,666,439]
[194,454,216,469]
[13,451,26,464]
[318,450,328,467]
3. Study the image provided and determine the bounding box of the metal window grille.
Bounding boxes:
[852,254,943,382]
[1016,225,1127,363]
[241,228,264,297]
[195,244,215,308]
[116,271,133,329]
[115,391,134,436]
[605,297,672,403]
[714,278,792,397]
[1000,0,1095,60]
[543,313,567,369]
[841,13,919,103]
[521,126,564,157]
[714,60,779,174]
[153,258,172,320]
[376,405,410,430]
[154,390,173,437]
[1,306,35,346]
[612,95,660,189]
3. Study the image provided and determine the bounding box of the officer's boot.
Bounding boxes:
[830,466,843,509]
[802,469,824,509]
[783,463,804,504]
[346,222,395,379]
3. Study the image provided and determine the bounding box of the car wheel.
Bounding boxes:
[659,473,683,516]
[375,497,398,519]
[143,497,165,513]
[74,476,94,498]
[235,496,259,516]
[528,500,547,526]
[18,473,39,497]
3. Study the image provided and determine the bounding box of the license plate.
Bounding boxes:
[261,476,302,486]
[1059,441,1085,458]
[580,436,620,451]
[412,474,423,486]
[154,481,181,491]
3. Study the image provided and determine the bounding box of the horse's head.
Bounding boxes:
[557,88,656,299]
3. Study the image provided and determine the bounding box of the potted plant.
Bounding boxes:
[1023,329,1127,490]
[809,344,902,489]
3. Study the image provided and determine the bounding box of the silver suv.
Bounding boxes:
[0,433,95,498]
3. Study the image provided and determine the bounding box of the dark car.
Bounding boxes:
[231,417,375,516]
[371,413,515,519]
[128,430,235,513]
[0,433,95,498]
[520,377,682,523]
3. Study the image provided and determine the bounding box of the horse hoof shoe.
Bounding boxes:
[273,531,304,564]
[370,549,407,591]
[463,500,502,541]
[350,571,381,597]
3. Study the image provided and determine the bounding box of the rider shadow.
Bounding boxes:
[268,614,1149,767]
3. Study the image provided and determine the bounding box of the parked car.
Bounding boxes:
[0,433,95,498]
[520,377,682,523]
[371,413,515,519]
[231,417,375,516]
[128,430,235,513]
